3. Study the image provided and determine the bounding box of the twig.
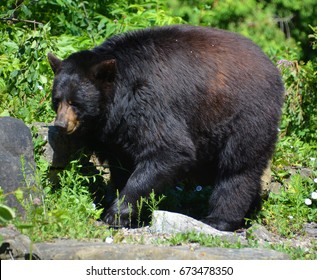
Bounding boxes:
[274,15,294,39]
[0,17,42,27]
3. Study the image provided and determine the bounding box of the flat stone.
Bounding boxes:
[0,224,290,260]
[0,226,41,260]
[36,239,289,260]
[151,210,231,236]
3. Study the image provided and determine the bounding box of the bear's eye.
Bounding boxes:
[68,100,79,107]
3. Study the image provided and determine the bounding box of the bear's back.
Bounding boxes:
[93,25,283,125]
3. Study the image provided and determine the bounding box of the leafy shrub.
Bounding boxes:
[263,0,317,61]
[276,27,317,142]
[19,159,108,242]
[260,172,317,237]
[0,23,55,122]
[169,0,296,53]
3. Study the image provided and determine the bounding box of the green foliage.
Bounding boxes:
[170,0,317,60]
[167,231,244,248]
[276,47,317,142]
[263,0,317,60]
[0,23,55,122]
[143,190,166,213]
[1,0,183,40]
[269,242,317,260]
[18,159,108,242]
[259,172,317,237]
[0,203,16,226]
[169,0,296,54]
[273,137,317,169]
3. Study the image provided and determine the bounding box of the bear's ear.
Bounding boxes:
[93,59,116,82]
[48,53,62,74]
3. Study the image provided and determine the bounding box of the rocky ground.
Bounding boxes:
[1,210,316,260]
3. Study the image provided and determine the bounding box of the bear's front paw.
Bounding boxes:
[202,216,242,232]
[102,199,132,227]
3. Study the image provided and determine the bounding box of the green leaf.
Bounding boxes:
[0,204,16,224]
[14,188,24,202]
[0,110,10,117]
[39,75,47,84]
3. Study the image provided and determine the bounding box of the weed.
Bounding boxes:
[166,231,244,248]
[16,158,109,242]
[143,190,166,213]
[136,197,144,228]
[259,171,317,237]
[114,190,125,228]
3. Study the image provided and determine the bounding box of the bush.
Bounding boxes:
[274,26,317,142]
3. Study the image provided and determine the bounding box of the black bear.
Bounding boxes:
[48,25,284,231]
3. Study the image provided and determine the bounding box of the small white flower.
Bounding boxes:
[305,198,312,206]
[91,203,96,210]
[105,236,113,244]
[311,192,317,200]
[195,185,203,192]
[175,186,183,191]
[310,157,316,161]
[37,85,43,91]
[288,215,294,220]
[314,178,317,184]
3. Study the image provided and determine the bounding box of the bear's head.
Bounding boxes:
[48,52,116,134]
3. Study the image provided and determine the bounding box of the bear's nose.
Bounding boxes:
[54,119,68,129]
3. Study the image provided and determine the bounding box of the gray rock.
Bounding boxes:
[0,225,290,260]
[0,226,41,260]
[151,210,246,245]
[260,164,283,196]
[246,224,279,243]
[151,210,230,236]
[269,182,282,194]
[286,166,314,178]
[304,222,317,238]
[31,122,84,168]
[0,117,40,216]
[35,239,289,260]
[299,168,314,178]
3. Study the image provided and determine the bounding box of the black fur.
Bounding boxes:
[49,25,284,231]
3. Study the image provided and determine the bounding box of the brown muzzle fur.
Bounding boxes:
[54,102,79,134]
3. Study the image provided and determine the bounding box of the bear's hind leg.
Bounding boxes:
[203,167,262,231]
[204,112,277,231]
